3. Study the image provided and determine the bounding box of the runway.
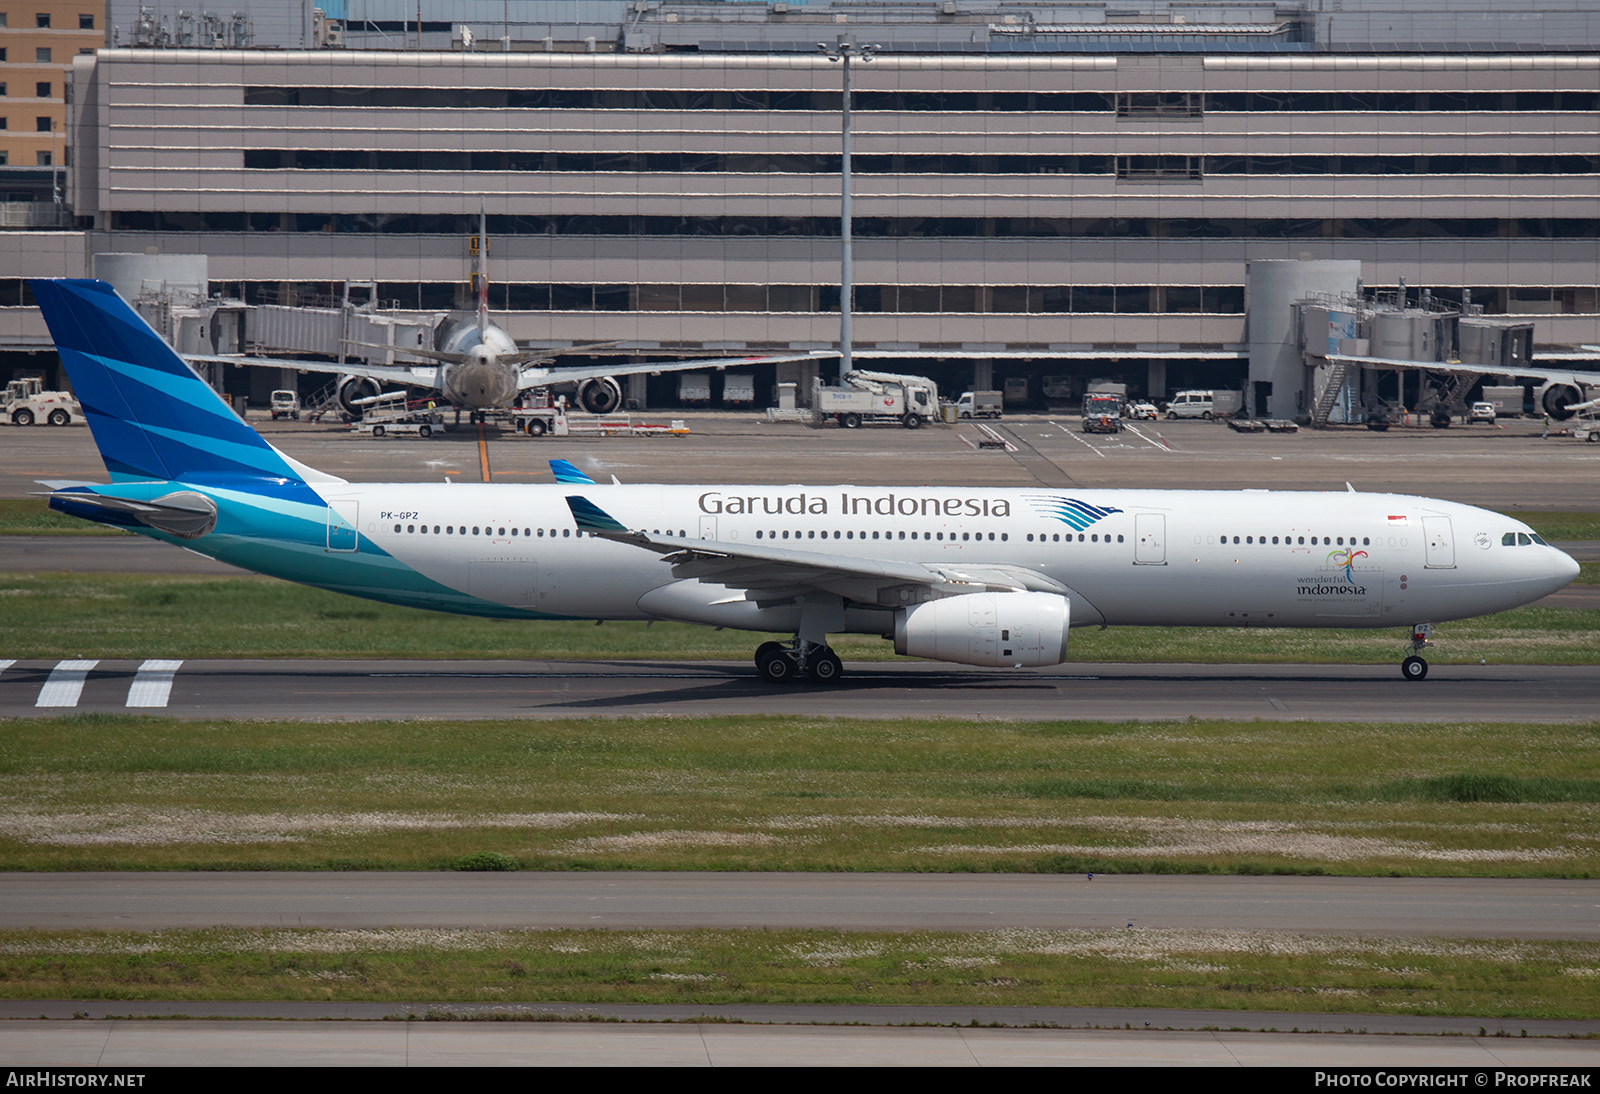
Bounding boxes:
[3,657,1597,722]
[8,872,1600,937]
[5,1019,1593,1067]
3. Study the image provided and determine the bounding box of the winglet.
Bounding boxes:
[549,459,595,485]
[565,495,631,535]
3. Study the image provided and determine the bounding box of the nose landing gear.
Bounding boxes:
[1401,623,1433,680]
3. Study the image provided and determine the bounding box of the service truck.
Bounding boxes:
[1481,385,1525,417]
[722,373,756,405]
[955,390,1002,419]
[677,372,712,404]
[814,369,940,429]
[4,377,82,426]
[1081,391,1124,433]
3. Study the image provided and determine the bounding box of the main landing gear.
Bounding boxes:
[755,639,843,684]
[1401,622,1434,681]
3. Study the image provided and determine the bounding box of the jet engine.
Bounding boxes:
[337,375,382,417]
[894,592,1070,668]
[576,376,623,415]
[1541,383,1584,420]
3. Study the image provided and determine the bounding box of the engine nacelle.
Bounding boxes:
[577,376,623,415]
[1542,383,1584,420]
[337,375,382,417]
[894,592,1070,668]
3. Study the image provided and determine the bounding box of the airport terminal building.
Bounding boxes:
[3,0,1599,413]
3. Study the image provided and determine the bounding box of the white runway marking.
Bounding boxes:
[127,659,183,708]
[0,660,14,677]
[35,660,99,708]
[1123,423,1172,452]
[1049,421,1107,457]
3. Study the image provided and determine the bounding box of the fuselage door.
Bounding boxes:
[1422,516,1456,569]
[1134,513,1167,565]
[699,515,717,540]
[326,500,358,552]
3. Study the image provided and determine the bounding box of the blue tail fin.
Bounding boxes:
[31,279,305,484]
[549,459,595,485]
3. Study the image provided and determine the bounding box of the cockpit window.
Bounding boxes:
[1517,532,1533,546]
[1502,532,1517,546]
[1530,533,1549,546]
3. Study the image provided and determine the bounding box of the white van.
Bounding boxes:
[1165,390,1217,419]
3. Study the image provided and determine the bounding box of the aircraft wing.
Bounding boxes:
[182,353,441,388]
[518,351,831,391]
[1325,353,1600,388]
[566,496,1065,607]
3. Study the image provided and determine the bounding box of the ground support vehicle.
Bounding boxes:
[508,408,569,437]
[1565,397,1600,442]
[814,370,940,429]
[955,391,1002,419]
[1081,392,1124,433]
[356,418,440,438]
[722,373,756,405]
[269,390,301,420]
[349,391,444,438]
[1468,401,1497,424]
[1165,390,1243,420]
[4,377,82,426]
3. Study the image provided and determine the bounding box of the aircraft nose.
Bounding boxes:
[1553,548,1581,587]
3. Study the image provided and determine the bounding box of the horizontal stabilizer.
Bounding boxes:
[48,488,218,539]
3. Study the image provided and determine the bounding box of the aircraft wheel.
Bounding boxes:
[12,409,34,427]
[47,409,70,426]
[1401,655,1429,681]
[807,648,843,683]
[756,646,797,684]
[525,418,547,437]
[902,413,923,430]
[371,424,386,438]
[841,413,862,429]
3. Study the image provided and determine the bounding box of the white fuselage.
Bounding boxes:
[434,317,522,410]
[302,483,1577,631]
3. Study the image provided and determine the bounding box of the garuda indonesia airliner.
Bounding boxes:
[31,279,1578,683]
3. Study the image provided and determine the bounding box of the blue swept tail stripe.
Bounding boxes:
[565,495,630,534]
[30,279,307,487]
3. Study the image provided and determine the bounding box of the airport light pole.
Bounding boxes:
[820,35,877,381]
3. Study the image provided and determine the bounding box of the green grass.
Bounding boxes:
[2,715,1597,876]
[1,571,1596,663]
[0,499,121,536]
[2,926,1597,1019]
[1508,511,1600,542]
